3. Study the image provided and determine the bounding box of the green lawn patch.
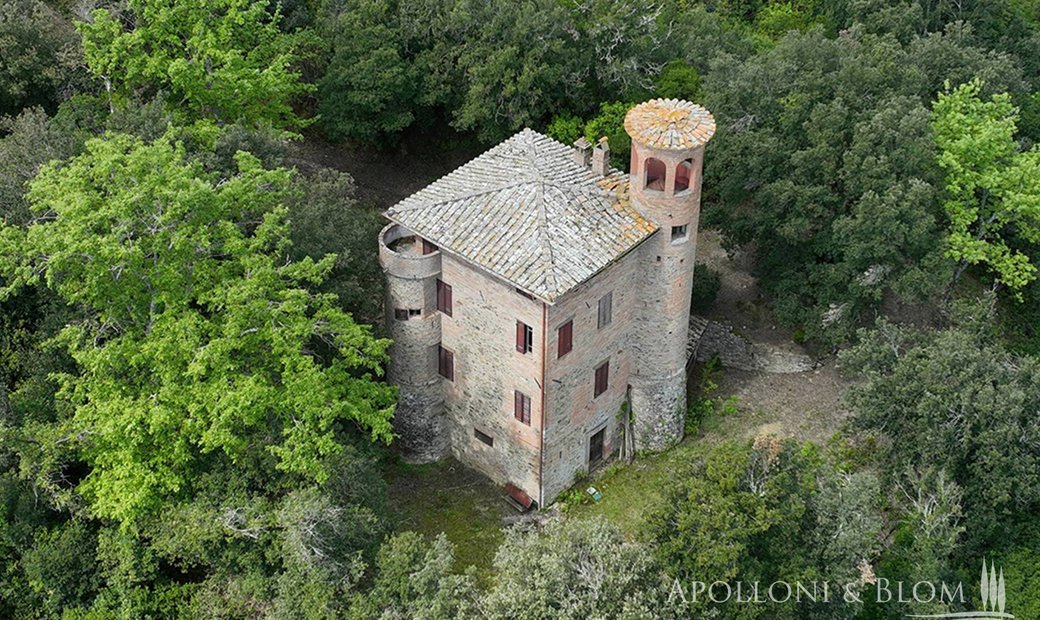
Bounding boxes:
[385,458,509,580]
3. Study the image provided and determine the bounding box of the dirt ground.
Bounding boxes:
[287,132,483,209]
[694,229,852,444]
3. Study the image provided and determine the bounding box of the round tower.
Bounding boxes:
[378,223,450,463]
[624,99,716,451]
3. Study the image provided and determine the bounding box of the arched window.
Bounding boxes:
[675,159,693,192]
[645,158,666,191]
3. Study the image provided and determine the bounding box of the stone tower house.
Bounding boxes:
[378,99,715,506]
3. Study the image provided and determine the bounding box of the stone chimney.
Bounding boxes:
[573,137,592,168]
[591,136,610,176]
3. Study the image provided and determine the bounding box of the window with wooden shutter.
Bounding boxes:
[436,280,452,316]
[594,360,609,397]
[474,428,493,446]
[597,292,612,329]
[516,321,533,353]
[558,320,573,358]
[438,345,454,381]
[514,390,531,425]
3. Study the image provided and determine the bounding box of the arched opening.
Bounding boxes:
[675,159,693,192]
[645,157,666,191]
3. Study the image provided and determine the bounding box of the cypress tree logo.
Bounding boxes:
[906,560,1013,619]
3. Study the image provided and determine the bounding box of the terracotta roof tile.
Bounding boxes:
[624,99,716,150]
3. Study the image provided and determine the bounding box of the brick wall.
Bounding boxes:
[541,251,641,503]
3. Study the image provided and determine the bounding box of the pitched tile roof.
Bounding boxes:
[384,129,656,302]
[624,98,716,150]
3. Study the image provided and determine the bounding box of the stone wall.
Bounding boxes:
[542,251,641,503]
[627,144,706,451]
[439,253,545,502]
[379,224,449,462]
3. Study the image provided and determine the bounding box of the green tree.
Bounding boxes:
[0,0,82,116]
[348,531,480,620]
[483,517,673,620]
[703,21,1025,342]
[648,438,882,619]
[841,307,1040,552]
[78,0,314,131]
[0,134,395,526]
[932,79,1040,293]
[583,102,634,168]
[288,169,386,326]
[317,0,418,145]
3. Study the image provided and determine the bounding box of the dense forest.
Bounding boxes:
[0,0,1039,618]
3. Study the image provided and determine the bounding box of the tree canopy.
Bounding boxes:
[79,0,314,130]
[0,134,395,525]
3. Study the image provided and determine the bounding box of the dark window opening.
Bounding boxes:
[558,320,573,358]
[436,280,453,316]
[645,157,666,191]
[474,428,494,446]
[589,427,605,464]
[671,224,688,241]
[409,308,421,317]
[394,309,409,321]
[675,159,693,192]
[514,390,531,425]
[438,345,454,381]
[422,239,438,254]
[597,292,613,329]
[516,321,533,353]
[594,360,610,397]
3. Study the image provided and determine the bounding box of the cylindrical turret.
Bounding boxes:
[378,223,449,462]
[624,99,716,451]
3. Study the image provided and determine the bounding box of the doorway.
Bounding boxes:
[588,427,605,464]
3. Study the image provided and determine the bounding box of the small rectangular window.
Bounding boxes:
[438,345,454,381]
[474,428,494,446]
[558,320,573,358]
[422,239,438,254]
[436,280,452,316]
[394,308,409,321]
[671,224,688,241]
[597,292,613,329]
[408,308,421,317]
[594,360,610,397]
[514,390,531,425]
[515,321,533,353]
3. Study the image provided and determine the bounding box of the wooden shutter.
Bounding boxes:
[598,292,612,328]
[439,346,454,381]
[436,280,452,316]
[558,321,573,358]
[594,361,609,396]
[422,239,438,254]
[514,390,531,424]
[516,321,526,353]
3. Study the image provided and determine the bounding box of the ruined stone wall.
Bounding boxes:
[439,253,545,502]
[541,252,640,504]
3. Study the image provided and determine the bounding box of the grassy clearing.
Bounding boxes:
[385,458,509,579]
